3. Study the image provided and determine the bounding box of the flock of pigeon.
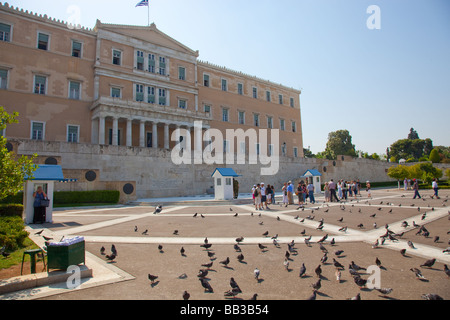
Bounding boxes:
[90,196,450,300]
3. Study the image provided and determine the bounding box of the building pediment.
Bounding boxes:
[95,20,199,57]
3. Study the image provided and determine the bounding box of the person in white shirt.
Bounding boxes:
[431,179,439,199]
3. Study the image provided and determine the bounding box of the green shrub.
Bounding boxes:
[0,204,24,217]
[0,216,29,251]
[53,190,120,205]
[0,192,23,205]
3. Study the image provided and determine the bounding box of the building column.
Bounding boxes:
[139,120,145,148]
[112,117,119,146]
[91,118,99,144]
[164,123,169,149]
[152,122,158,149]
[98,116,105,145]
[126,119,132,147]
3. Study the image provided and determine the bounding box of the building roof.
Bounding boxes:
[211,168,240,177]
[26,165,65,181]
[302,169,322,177]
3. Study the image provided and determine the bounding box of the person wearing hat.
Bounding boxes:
[287,181,294,205]
[252,184,257,205]
[412,178,421,199]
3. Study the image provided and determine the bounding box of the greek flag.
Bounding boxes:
[135,0,149,7]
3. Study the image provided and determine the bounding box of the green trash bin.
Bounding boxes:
[47,238,85,271]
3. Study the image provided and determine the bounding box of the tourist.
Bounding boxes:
[366,181,372,198]
[403,178,408,191]
[33,186,47,224]
[324,182,330,202]
[329,179,339,202]
[287,181,294,205]
[342,180,348,200]
[282,183,289,207]
[252,185,256,205]
[431,178,439,199]
[307,181,315,204]
[297,182,304,206]
[412,179,421,199]
[254,183,262,210]
[357,179,361,197]
[338,180,343,200]
[348,181,354,198]
[261,183,270,210]
[266,184,272,205]
[352,181,357,200]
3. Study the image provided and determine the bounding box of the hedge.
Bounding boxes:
[0,215,29,251]
[0,204,24,218]
[0,190,120,206]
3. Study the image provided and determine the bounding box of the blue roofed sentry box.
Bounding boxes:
[211,168,240,178]
[25,165,65,181]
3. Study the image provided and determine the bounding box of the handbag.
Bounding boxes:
[40,198,50,207]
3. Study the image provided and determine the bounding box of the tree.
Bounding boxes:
[0,107,37,200]
[411,163,443,185]
[408,128,419,140]
[429,148,440,163]
[324,130,356,160]
[387,165,411,181]
[389,138,434,162]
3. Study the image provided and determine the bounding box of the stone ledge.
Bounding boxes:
[0,265,93,295]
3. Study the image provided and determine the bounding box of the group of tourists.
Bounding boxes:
[323,179,363,202]
[251,183,276,210]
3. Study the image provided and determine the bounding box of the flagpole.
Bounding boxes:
[148,3,150,26]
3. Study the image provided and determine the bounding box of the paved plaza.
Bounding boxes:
[1,188,449,300]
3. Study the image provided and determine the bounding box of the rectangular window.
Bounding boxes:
[267,116,273,129]
[221,79,227,92]
[222,108,229,122]
[216,178,222,186]
[31,121,44,140]
[147,86,155,104]
[254,114,260,127]
[37,32,49,50]
[148,54,155,73]
[256,143,260,156]
[0,69,7,90]
[0,23,11,42]
[240,141,246,155]
[158,88,166,105]
[34,75,46,95]
[69,81,81,100]
[290,97,295,108]
[136,50,144,70]
[223,140,230,153]
[238,111,245,125]
[135,84,144,102]
[159,57,166,75]
[111,87,121,98]
[237,83,243,95]
[72,40,82,58]
[203,74,210,87]
[293,147,298,158]
[226,178,232,186]
[292,121,297,133]
[279,94,283,105]
[67,125,79,143]
[178,99,187,109]
[268,144,274,157]
[203,105,211,113]
[113,50,121,65]
[266,91,271,102]
[178,66,186,81]
[280,119,285,131]
[252,87,258,99]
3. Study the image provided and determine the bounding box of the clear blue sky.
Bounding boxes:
[6,0,450,156]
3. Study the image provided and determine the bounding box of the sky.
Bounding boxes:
[5,0,450,156]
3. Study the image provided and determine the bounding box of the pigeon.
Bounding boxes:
[134,226,138,232]
[207,251,216,259]
[234,213,238,218]
[357,224,364,229]
[158,244,163,252]
[201,262,213,269]
[333,258,345,270]
[372,239,379,249]
[311,279,321,291]
[411,268,426,280]
[100,246,106,255]
[236,237,244,244]
[154,205,163,214]
[304,238,311,247]
[250,294,258,300]
[299,263,306,278]
[319,243,328,253]
[349,293,361,300]
[284,259,290,271]
[336,270,342,283]
[315,265,322,278]
[142,229,148,235]
[173,230,179,235]
[318,234,328,243]
[224,288,241,298]
[376,288,393,296]
[199,278,214,293]
[234,244,241,252]
[420,259,436,268]
[258,244,267,251]
[148,274,158,283]
[421,293,443,300]
[193,213,198,218]
[220,257,230,267]
[42,236,53,241]
[183,291,190,300]
[353,275,367,288]
[407,241,416,249]
[262,231,269,237]
[111,245,117,256]
[375,257,382,268]
[201,243,212,250]
[237,254,245,262]
[254,268,260,280]
[34,230,44,235]
[180,247,186,256]
[320,253,328,264]
[351,261,366,271]
[201,214,205,218]
[338,226,347,232]
[434,236,440,243]
[444,264,450,278]
[197,269,209,278]
[307,290,317,300]
[335,250,344,257]
[400,249,407,256]
[330,238,336,246]
[337,217,344,223]
[370,214,376,218]
[105,253,116,262]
